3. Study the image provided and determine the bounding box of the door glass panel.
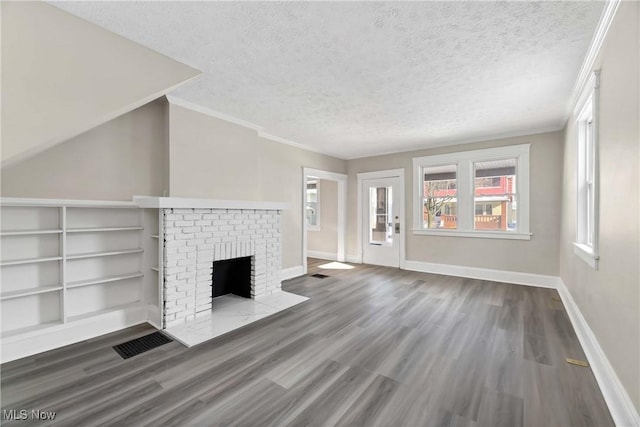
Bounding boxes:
[369,186,393,245]
[306,179,319,228]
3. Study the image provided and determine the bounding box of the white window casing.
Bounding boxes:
[574,70,600,269]
[412,144,531,240]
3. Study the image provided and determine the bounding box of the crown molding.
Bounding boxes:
[168,98,563,162]
[346,125,563,160]
[165,95,345,159]
[257,131,339,157]
[565,0,621,120]
[166,95,262,131]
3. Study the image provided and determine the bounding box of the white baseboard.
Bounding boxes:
[1,304,149,363]
[281,265,304,281]
[146,305,162,330]
[345,254,362,264]
[307,250,337,261]
[403,260,558,288]
[557,279,640,427]
[402,259,639,424]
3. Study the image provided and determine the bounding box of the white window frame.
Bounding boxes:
[306,178,321,231]
[412,144,531,240]
[573,71,600,269]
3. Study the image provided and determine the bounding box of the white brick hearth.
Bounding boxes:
[162,207,283,328]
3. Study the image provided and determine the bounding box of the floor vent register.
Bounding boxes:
[113,332,173,359]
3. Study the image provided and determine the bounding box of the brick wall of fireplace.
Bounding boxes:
[162,207,282,328]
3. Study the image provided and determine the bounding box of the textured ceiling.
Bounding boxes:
[53,1,604,159]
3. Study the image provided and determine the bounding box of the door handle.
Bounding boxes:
[395,223,400,234]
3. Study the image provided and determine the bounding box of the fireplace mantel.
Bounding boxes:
[133,196,289,211]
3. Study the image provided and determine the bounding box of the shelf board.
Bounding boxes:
[66,301,143,323]
[0,198,137,208]
[0,256,62,267]
[0,229,63,236]
[1,285,63,300]
[66,249,143,260]
[67,226,143,233]
[1,321,63,339]
[67,273,144,289]
[150,267,159,272]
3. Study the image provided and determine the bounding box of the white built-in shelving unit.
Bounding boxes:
[1,196,286,362]
[0,198,161,361]
[142,208,163,328]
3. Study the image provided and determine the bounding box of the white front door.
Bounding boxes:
[361,176,401,267]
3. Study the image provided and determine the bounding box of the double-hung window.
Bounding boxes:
[574,71,600,269]
[413,144,531,240]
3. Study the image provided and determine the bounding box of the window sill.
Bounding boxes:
[573,243,599,269]
[411,228,531,240]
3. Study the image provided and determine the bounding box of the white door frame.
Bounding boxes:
[357,168,405,268]
[302,167,348,274]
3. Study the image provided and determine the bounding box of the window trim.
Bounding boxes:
[574,71,600,269]
[412,144,531,240]
[306,179,321,231]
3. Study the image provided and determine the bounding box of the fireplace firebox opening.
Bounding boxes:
[212,256,252,299]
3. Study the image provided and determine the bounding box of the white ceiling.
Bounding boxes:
[53,1,604,159]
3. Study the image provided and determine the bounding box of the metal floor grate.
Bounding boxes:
[311,273,329,279]
[113,332,172,359]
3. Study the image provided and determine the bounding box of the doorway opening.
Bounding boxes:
[302,168,348,275]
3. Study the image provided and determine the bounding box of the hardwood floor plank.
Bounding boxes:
[42,380,164,427]
[101,352,257,427]
[485,329,525,399]
[285,365,377,426]
[476,388,524,427]
[1,324,155,380]
[258,360,350,427]
[1,258,614,426]
[334,374,400,427]
[2,341,185,409]
[523,333,552,365]
[184,378,288,427]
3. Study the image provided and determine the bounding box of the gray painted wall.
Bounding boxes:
[1,2,198,166]
[347,131,564,276]
[307,179,339,256]
[1,98,169,200]
[168,104,347,269]
[559,1,639,411]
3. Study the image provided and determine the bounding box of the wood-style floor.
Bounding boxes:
[1,259,613,426]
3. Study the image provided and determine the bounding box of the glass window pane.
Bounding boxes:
[369,186,393,244]
[306,180,318,227]
[423,165,457,229]
[474,159,517,231]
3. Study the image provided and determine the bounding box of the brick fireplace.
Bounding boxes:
[133,196,306,346]
[162,207,283,328]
